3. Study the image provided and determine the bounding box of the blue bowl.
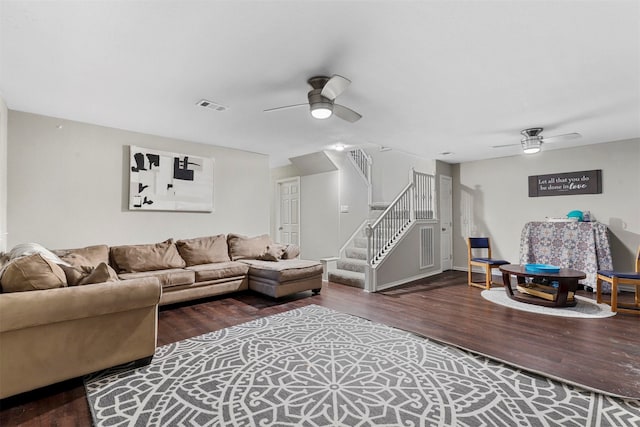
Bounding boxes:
[525,263,561,273]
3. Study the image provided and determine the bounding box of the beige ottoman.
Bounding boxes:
[240,259,323,298]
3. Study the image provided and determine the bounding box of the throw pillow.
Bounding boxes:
[0,253,67,292]
[60,263,92,286]
[55,245,110,267]
[227,233,272,261]
[176,234,231,266]
[282,244,301,259]
[77,262,120,286]
[258,244,287,262]
[110,239,186,273]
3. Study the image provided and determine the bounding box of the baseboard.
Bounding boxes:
[375,269,443,292]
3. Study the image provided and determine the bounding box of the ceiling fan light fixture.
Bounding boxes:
[310,102,333,119]
[521,137,542,154]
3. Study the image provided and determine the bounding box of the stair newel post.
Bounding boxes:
[365,222,374,291]
[366,156,372,207]
[365,222,373,266]
[410,182,415,223]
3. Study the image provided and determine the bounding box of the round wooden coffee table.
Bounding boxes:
[499,264,587,308]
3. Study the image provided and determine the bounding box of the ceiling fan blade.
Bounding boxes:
[333,104,362,123]
[264,103,308,113]
[321,75,351,100]
[542,132,581,143]
[491,143,520,148]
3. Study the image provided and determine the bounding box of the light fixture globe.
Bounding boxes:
[521,128,543,154]
[522,138,541,154]
[308,88,333,119]
[310,103,333,119]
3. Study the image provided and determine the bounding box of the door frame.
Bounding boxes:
[439,175,453,271]
[275,176,301,244]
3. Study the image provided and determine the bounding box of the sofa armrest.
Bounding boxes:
[0,277,161,333]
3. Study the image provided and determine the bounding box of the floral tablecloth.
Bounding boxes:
[519,221,613,292]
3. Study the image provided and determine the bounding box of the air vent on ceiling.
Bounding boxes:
[196,99,228,112]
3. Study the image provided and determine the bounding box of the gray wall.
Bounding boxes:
[7,111,270,249]
[300,171,340,260]
[452,139,640,271]
[369,148,435,203]
[0,97,7,252]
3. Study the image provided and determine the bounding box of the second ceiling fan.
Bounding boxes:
[265,74,362,123]
[492,127,581,154]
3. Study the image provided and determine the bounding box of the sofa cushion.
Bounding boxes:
[61,262,120,286]
[53,245,109,267]
[186,261,249,282]
[240,259,323,282]
[282,244,300,259]
[175,235,230,266]
[118,268,195,289]
[0,254,67,292]
[110,239,186,273]
[257,244,287,262]
[227,234,272,261]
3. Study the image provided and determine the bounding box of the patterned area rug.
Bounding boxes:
[85,305,639,426]
[481,288,616,318]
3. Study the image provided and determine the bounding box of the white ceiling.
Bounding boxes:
[1,1,639,167]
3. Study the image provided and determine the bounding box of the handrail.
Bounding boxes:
[366,181,414,265]
[348,148,373,206]
[369,181,414,230]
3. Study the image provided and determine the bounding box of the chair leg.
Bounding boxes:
[484,266,491,290]
[468,266,473,288]
[596,277,603,303]
[611,277,618,313]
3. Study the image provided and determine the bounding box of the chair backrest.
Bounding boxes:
[467,237,492,259]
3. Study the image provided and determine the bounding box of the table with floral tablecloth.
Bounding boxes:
[519,221,613,292]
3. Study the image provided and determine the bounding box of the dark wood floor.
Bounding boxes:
[2,270,639,425]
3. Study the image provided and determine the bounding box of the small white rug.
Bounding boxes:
[481,288,616,318]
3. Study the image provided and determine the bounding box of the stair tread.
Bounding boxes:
[328,269,365,289]
[339,257,367,264]
[329,269,365,278]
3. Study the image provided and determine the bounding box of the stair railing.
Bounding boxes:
[365,170,436,268]
[413,169,436,220]
[347,148,373,206]
[365,181,414,265]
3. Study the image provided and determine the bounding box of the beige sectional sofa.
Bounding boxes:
[106,233,323,305]
[0,234,322,398]
[0,277,161,399]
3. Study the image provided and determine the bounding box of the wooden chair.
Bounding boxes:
[596,246,640,314]
[467,237,509,290]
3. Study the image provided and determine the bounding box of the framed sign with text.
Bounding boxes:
[528,170,602,197]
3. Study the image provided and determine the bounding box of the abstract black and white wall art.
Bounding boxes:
[129,146,214,212]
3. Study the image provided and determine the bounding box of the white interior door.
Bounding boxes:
[439,175,453,270]
[277,178,300,245]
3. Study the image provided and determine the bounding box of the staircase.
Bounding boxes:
[327,148,436,291]
[327,228,369,288]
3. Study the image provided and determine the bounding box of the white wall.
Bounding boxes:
[369,148,435,203]
[299,171,340,260]
[0,97,7,252]
[324,150,369,247]
[375,222,441,289]
[452,139,640,270]
[7,111,270,248]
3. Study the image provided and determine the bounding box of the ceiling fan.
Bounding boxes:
[264,75,362,123]
[492,128,581,154]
